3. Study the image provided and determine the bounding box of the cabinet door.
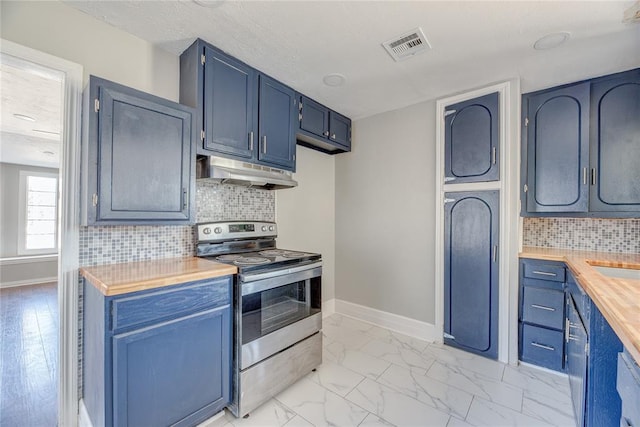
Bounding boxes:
[444,190,499,359]
[112,306,231,427]
[328,111,351,149]
[299,96,329,139]
[566,295,587,427]
[524,83,590,213]
[203,46,255,159]
[444,92,499,183]
[96,82,193,223]
[258,74,296,171]
[589,69,640,212]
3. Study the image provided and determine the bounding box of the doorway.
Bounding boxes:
[0,40,83,427]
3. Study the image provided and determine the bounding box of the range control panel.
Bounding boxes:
[197,221,277,242]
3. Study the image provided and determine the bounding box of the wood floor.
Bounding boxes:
[0,282,58,426]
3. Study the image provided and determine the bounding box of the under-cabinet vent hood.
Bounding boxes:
[196,156,297,190]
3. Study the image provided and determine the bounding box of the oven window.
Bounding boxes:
[242,277,320,344]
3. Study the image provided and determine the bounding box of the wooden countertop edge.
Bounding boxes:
[520,248,640,365]
[79,258,237,297]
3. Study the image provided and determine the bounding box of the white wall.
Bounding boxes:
[335,100,436,323]
[277,146,336,302]
[0,1,179,101]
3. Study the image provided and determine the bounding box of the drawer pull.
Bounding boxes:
[568,334,580,342]
[531,342,555,351]
[532,270,557,277]
[568,322,580,329]
[531,304,555,312]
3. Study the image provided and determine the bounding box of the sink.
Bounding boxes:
[593,266,640,280]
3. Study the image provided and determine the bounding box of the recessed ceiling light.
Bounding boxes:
[33,129,60,136]
[534,32,571,50]
[13,113,36,122]
[323,73,346,87]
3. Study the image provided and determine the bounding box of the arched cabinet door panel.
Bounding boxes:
[444,92,499,184]
[444,190,499,359]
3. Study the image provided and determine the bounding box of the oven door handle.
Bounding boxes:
[241,264,322,296]
[240,260,323,283]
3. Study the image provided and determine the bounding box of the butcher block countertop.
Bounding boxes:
[520,247,640,365]
[80,257,237,297]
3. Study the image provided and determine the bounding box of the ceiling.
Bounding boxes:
[0,54,63,168]
[63,0,640,119]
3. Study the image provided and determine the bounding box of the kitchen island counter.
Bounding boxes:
[80,257,237,296]
[520,247,640,365]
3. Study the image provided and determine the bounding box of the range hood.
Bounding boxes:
[196,156,297,190]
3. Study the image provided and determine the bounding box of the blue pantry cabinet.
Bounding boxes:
[444,92,499,184]
[83,277,232,427]
[81,76,195,225]
[521,67,640,217]
[297,95,352,154]
[180,39,297,171]
[444,191,499,359]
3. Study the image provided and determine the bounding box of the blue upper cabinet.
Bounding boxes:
[297,95,351,154]
[82,76,195,225]
[203,45,255,160]
[180,39,298,171]
[521,67,640,217]
[444,190,499,360]
[524,83,590,213]
[589,69,640,212]
[444,92,499,184]
[258,74,297,170]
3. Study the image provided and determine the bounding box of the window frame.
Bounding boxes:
[17,170,59,255]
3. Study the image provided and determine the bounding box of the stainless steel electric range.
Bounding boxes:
[196,221,322,418]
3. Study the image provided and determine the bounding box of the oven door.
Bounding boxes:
[240,261,322,370]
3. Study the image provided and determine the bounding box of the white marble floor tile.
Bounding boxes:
[275,377,368,427]
[447,417,474,427]
[359,413,396,427]
[360,338,437,375]
[377,364,473,419]
[521,392,575,427]
[465,397,554,426]
[227,399,296,426]
[422,344,506,380]
[282,415,314,427]
[502,365,571,399]
[306,361,365,397]
[346,378,451,427]
[426,362,523,411]
[323,340,392,379]
[365,326,430,353]
[322,322,373,350]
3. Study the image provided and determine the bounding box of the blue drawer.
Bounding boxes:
[111,277,231,332]
[522,287,565,329]
[521,324,564,371]
[617,349,640,427]
[523,261,566,283]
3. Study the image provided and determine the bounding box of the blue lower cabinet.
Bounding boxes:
[520,324,564,371]
[617,349,640,427]
[83,277,232,427]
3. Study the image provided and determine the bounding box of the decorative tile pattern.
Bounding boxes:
[196,181,275,223]
[523,217,640,253]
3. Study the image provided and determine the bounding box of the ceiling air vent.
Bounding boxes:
[382,27,431,62]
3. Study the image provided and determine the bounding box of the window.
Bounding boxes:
[18,171,59,255]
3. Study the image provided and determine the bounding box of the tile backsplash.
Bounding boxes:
[79,182,275,267]
[523,217,640,253]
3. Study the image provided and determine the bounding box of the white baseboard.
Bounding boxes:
[334,299,437,342]
[78,399,93,427]
[0,276,57,289]
[322,298,336,319]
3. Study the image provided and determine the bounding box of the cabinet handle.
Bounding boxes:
[565,318,570,342]
[531,342,555,351]
[591,168,597,186]
[531,304,555,312]
[323,130,329,137]
[182,189,187,209]
[568,334,580,342]
[568,322,580,329]
[492,147,496,165]
[493,245,497,263]
[583,167,588,185]
[249,131,254,151]
[331,133,336,139]
[532,270,556,277]
[262,136,267,153]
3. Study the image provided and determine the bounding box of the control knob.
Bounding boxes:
[214,227,222,234]
[261,226,267,232]
[269,226,275,231]
[202,227,211,235]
